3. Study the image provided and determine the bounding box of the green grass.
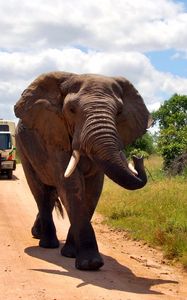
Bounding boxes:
[97,155,187,268]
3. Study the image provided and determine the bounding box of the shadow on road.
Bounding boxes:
[0,174,19,181]
[24,244,178,295]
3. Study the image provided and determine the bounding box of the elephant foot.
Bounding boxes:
[61,243,76,258]
[75,250,104,271]
[31,215,41,239]
[31,225,41,239]
[39,237,59,248]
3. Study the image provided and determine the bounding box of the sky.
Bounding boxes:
[0,0,187,127]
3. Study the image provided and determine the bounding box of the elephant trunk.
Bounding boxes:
[95,152,147,190]
[78,101,147,191]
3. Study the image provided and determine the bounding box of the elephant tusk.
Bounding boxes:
[120,151,138,176]
[128,162,138,176]
[64,150,80,178]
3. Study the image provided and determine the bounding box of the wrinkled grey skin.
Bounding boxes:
[14,72,152,270]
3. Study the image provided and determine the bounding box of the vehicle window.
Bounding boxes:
[0,125,9,131]
[0,133,12,150]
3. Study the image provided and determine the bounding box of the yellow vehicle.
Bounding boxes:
[0,120,16,179]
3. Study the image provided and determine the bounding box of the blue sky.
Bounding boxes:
[180,0,187,7]
[147,49,187,77]
[147,0,187,78]
[0,0,187,123]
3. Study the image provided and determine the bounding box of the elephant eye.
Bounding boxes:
[116,101,123,117]
[116,109,122,117]
[70,106,76,114]
[64,95,78,114]
[68,101,77,114]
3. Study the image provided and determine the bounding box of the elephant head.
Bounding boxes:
[14,71,152,190]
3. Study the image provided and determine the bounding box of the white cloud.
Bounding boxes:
[0,0,187,52]
[0,0,187,122]
[1,48,187,107]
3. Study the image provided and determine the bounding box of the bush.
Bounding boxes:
[125,132,155,159]
[153,94,187,170]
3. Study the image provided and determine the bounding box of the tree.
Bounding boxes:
[152,94,187,170]
[125,132,155,159]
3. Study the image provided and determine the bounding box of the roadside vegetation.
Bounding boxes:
[97,155,187,267]
[152,94,187,171]
[98,94,187,268]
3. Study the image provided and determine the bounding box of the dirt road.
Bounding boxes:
[0,165,187,300]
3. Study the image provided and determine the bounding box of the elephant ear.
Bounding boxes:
[115,77,153,146]
[14,72,71,150]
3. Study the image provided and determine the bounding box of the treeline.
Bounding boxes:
[127,94,187,176]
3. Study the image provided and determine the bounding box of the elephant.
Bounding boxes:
[14,71,152,271]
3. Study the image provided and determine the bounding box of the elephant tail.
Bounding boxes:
[55,198,64,218]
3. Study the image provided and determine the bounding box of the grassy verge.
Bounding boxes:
[97,155,187,268]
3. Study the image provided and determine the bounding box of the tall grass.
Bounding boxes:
[97,155,187,267]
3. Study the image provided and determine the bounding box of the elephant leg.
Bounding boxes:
[61,171,104,259]
[31,213,41,239]
[61,171,104,270]
[21,157,59,248]
[61,226,76,258]
[75,222,104,271]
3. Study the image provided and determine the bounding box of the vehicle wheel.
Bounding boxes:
[7,170,13,179]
